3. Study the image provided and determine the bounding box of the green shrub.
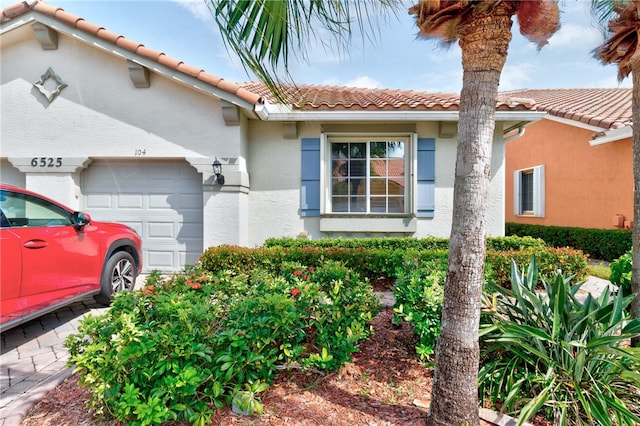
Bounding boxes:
[65,261,379,425]
[264,236,450,250]
[610,249,633,297]
[486,246,588,288]
[506,222,632,261]
[200,241,584,289]
[199,244,447,281]
[479,257,640,425]
[264,236,546,251]
[392,258,446,362]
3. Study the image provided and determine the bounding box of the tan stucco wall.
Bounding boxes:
[505,118,633,229]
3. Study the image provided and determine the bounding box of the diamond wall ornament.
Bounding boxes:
[33,67,67,102]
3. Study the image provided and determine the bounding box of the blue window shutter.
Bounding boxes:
[416,138,435,218]
[301,138,320,217]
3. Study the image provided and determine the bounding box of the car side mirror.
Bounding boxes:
[72,211,91,229]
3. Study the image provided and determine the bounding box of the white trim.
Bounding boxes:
[260,104,546,123]
[410,133,418,215]
[320,217,417,233]
[323,134,411,215]
[513,165,545,217]
[590,126,632,146]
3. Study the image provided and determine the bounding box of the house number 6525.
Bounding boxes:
[31,157,62,167]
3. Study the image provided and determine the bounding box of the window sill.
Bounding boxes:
[320,216,417,233]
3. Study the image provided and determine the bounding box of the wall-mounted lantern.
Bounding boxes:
[212,159,225,185]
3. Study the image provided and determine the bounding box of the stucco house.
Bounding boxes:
[1,1,543,273]
[504,88,633,230]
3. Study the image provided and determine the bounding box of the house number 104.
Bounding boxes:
[30,157,62,167]
[134,149,146,156]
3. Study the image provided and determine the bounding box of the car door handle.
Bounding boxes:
[24,240,48,249]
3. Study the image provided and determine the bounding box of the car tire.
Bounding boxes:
[95,251,137,305]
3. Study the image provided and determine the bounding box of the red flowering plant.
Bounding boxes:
[279,262,317,300]
[182,269,211,290]
[139,270,166,297]
[66,258,381,424]
[186,280,201,290]
[141,285,156,296]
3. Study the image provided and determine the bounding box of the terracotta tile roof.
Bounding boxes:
[500,88,632,130]
[2,1,538,114]
[240,82,537,112]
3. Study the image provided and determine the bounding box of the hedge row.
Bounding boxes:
[486,247,588,288]
[264,236,547,252]
[200,245,448,281]
[199,242,587,288]
[505,222,631,261]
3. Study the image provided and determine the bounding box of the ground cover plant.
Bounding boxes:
[610,249,633,297]
[479,257,640,425]
[391,258,446,362]
[65,261,380,425]
[586,260,611,280]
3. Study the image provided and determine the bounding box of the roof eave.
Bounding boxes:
[590,125,633,146]
[257,106,545,122]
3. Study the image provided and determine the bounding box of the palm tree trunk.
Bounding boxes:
[426,5,514,425]
[631,63,640,348]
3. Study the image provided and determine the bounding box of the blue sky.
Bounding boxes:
[1,0,632,93]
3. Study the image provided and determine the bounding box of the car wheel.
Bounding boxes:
[95,251,137,305]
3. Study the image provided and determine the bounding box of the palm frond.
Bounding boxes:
[208,0,404,102]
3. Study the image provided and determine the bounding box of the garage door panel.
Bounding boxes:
[180,210,204,221]
[117,194,144,209]
[176,194,203,208]
[85,194,112,209]
[147,251,175,270]
[82,160,203,272]
[179,223,202,239]
[148,222,175,238]
[149,193,174,209]
[124,221,143,236]
[147,250,201,270]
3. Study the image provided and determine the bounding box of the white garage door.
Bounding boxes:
[82,160,203,272]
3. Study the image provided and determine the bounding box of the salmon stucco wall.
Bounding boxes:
[505,118,633,229]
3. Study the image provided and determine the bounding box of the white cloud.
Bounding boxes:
[548,22,602,50]
[499,62,536,91]
[423,43,461,64]
[321,75,382,88]
[170,0,212,23]
[345,76,382,88]
[413,69,463,94]
[591,73,633,89]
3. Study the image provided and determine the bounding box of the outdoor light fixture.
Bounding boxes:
[212,159,225,185]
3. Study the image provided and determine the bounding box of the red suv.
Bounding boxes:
[0,184,142,332]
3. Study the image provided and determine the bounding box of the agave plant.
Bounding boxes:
[479,256,640,425]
